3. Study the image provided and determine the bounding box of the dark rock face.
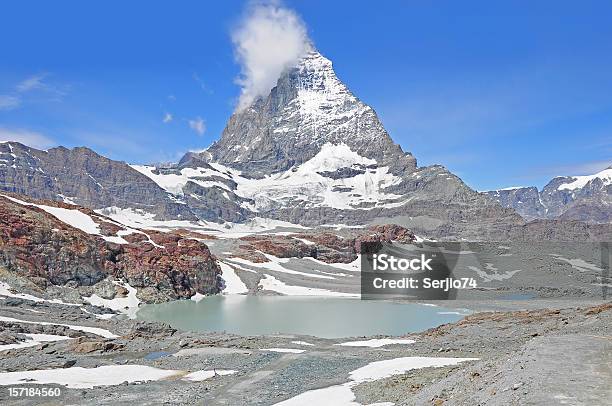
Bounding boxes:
[318,167,367,180]
[484,187,547,220]
[0,194,221,300]
[485,167,611,223]
[181,181,251,223]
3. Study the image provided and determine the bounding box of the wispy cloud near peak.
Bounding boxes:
[188,117,206,135]
[232,1,310,110]
[16,73,48,92]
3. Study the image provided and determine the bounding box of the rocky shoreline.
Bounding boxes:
[0,292,610,405]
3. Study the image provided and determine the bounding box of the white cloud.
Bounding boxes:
[0,74,68,112]
[163,112,173,123]
[232,1,310,110]
[0,128,56,149]
[0,95,21,110]
[188,117,206,135]
[17,73,48,92]
[15,73,68,102]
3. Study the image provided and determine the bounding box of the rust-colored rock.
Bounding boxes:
[0,193,221,300]
[240,235,316,259]
[71,340,124,353]
[237,224,416,264]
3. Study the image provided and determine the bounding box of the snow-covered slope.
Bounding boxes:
[557,167,612,191]
[1,193,129,244]
[135,143,406,212]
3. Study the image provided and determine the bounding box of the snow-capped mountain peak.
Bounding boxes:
[486,164,612,223]
[556,167,612,191]
[205,49,416,179]
[293,50,361,117]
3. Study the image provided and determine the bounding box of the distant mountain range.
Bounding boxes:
[0,50,610,239]
[485,166,611,223]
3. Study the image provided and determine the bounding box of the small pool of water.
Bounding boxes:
[143,351,172,360]
[137,295,466,338]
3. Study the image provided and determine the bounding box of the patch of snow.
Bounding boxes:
[130,165,233,195]
[219,262,248,294]
[305,256,361,272]
[275,383,355,406]
[190,293,206,302]
[204,218,310,238]
[228,255,336,280]
[83,281,140,318]
[228,143,404,211]
[98,206,307,239]
[80,307,114,320]
[0,315,117,339]
[222,261,258,274]
[292,237,316,245]
[262,348,306,354]
[96,206,197,232]
[182,369,237,381]
[291,341,315,346]
[0,281,80,306]
[349,356,479,382]
[467,263,522,282]
[0,333,71,352]
[0,365,179,389]
[57,194,77,205]
[550,255,602,273]
[259,274,359,297]
[336,338,415,348]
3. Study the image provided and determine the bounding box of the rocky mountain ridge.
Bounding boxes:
[0,141,194,221]
[485,166,611,223]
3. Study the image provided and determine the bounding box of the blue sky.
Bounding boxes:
[1,0,611,191]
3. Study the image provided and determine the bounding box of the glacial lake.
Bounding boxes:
[137,295,467,338]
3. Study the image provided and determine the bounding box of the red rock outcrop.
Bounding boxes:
[237,224,416,263]
[0,193,220,300]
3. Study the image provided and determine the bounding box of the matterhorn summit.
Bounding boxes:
[206,49,417,177]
